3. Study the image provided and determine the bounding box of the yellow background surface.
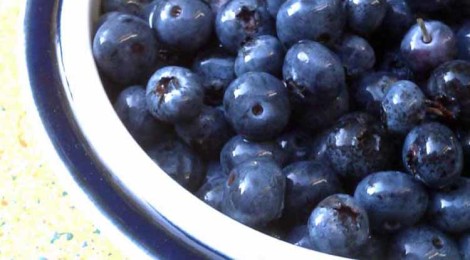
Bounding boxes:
[0,2,127,259]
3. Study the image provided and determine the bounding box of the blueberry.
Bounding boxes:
[308,194,370,258]
[265,0,286,17]
[389,225,461,260]
[354,171,429,234]
[358,235,388,260]
[427,178,470,234]
[93,13,157,85]
[324,112,394,183]
[309,130,330,161]
[95,12,121,33]
[457,21,470,61]
[114,86,172,147]
[101,0,152,17]
[151,0,213,52]
[234,35,284,77]
[379,49,415,81]
[283,40,346,106]
[426,60,470,125]
[285,225,315,250]
[276,0,345,48]
[346,0,387,35]
[380,0,414,40]
[220,135,287,174]
[223,72,290,141]
[456,128,470,173]
[196,162,226,210]
[354,72,398,116]
[283,160,342,224]
[276,129,312,164]
[381,80,427,135]
[221,159,286,227]
[146,137,206,192]
[402,122,463,189]
[336,34,376,77]
[405,0,454,13]
[175,106,234,160]
[215,0,275,53]
[459,233,470,260]
[204,0,231,15]
[146,66,204,123]
[401,19,457,74]
[192,48,236,106]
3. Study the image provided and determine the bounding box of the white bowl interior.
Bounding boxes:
[58,1,341,259]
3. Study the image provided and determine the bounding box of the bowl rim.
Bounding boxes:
[25,0,342,259]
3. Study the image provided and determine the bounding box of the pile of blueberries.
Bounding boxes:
[93,0,470,258]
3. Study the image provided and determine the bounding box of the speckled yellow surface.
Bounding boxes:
[0,2,127,259]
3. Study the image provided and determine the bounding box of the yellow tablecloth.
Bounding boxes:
[0,2,127,258]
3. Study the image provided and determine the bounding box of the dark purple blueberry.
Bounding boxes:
[456,128,470,174]
[346,0,387,35]
[380,0,414,40]
[283,40,346,107]
[402,122,463,189]
[92,13,157,85]
[381,80,427,135]
[285,225,315,250]
[234,35,284,77]
[379,49,415,81]
[276,129,312,164]
[175,106,234,160]
[221,159,286,227]
[215,0,275,53]
[427,178,470,234]
[114,86,172,147]
[457,21,470,61]
[308,194,370,258]
[223,72,290,141]
[151,0,213,53]
[336,34,376,77]
[354,171,429,234]
[146,137,206,192]
[146,66,204,123]
[426,60,470,125]
[192,48,236,106]
[309,130,330,161]
[101,0,152,17]
[219,135,287,174]
[388,225,460,260]
[276,0,345,48]
[355,72,398,116]
[196,162,226,211]
[460,233,470,260]
[405,0,454,13]
[400,19,457,74]
[283,160,342,224]
[324,112,394,183]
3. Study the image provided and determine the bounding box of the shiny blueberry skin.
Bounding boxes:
[379,49,415,81]
[151,0,213,52]
[285,225,315,250]
[381,80,427,135]
[460,233,470,260]
[283,40,346,107]
[324,112,393,183]
[101,0,152,17]
[221,159,286,227]
[403,122,463,189]
[93,13,157,85]
[192,48,236,106]
[276,0,345,48]
[215,0,275,53]
[114,86,172,147]
[389,225,461,260]
[426,60,470,125]
[380,0,414,40]
[346,0,387,35]
[175,106,234,160]
[234,35,284,77]
[204,0,231,15]
[220,135,287,174]
[265,0,286,17]
[354,171,429,234]
[223,72,290,141]
[283,160,342,224]
[400,20,457,74]
[308,194,370,258]
[355,72,398,116]
[95,12,121,33]
[458,21,470,61]
[427,178,470,234]
[276,129,312,164]
[310,130,330,161]
[336,34,376,77]
[146,66,204,123]
[196,162,226,211]
[146,137,206,192]
[405,0,454,13]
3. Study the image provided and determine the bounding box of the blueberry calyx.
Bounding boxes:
[236,6,259,34]
[170,5,182,17]
[155,76,178,105]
